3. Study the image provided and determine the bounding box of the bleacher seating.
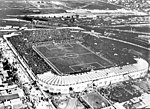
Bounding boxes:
[8,29,86,75]
[82,34,136,66]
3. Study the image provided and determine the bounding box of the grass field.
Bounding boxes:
[81,1,122,10]
[33,42,113,75]
[82,91,110,109]
[61,1,87,8]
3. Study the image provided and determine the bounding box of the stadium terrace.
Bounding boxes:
[4,28,149,93]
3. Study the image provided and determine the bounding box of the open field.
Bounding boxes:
[82,91,110,109]
[34,43,112,74]
[61,0,87,9]
[81,1,122,10]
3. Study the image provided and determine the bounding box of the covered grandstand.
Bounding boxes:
[38,58,149,93]
[4,29,149,93]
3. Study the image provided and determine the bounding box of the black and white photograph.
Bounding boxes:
[0,0,150,109]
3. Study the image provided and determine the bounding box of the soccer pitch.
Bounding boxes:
[33,42,113,75]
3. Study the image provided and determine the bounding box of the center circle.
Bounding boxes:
[65,53,78,58]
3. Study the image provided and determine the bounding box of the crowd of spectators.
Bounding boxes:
[106,31,150,48]
[7,28,137,75]
[98,81,141,103]
[82,34,137,67]
[22,29,72,43]
[7,29,85,75]
[83,25,150,48]
[8,35,52,75]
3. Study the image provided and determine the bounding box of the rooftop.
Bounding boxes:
[38,58,148,86]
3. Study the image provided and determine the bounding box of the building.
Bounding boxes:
[3,30,149,94]
[38,58,149,93]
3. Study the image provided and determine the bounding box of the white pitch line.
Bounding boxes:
[33,46,62,75]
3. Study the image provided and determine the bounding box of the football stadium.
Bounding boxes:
[5,28,149,93]
[32,42,113,75]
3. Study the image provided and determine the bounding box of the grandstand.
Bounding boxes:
[32,42,113,75]
[37,58,148,93]
[5,28,149,93]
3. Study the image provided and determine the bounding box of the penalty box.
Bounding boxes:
[70,62,103,72]
[33,42,110,74]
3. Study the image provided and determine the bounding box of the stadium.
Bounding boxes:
[4,28,149,93]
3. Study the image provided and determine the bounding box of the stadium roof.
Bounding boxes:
[38,58,148,86]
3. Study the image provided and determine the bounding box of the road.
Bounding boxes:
[104,23,150,28]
